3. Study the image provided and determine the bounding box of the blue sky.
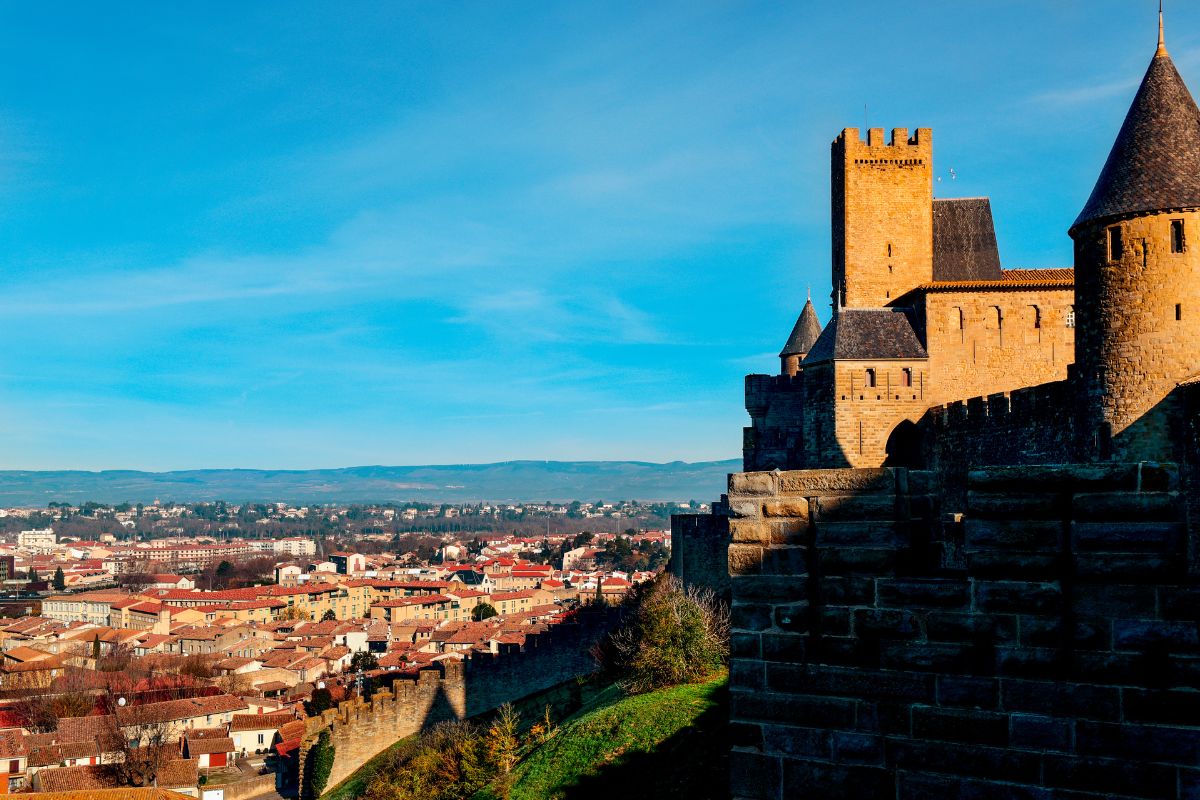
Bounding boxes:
[0,1,1190,470]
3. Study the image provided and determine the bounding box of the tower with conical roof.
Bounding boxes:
[1071,6,1200,460]
[779,297,822,376]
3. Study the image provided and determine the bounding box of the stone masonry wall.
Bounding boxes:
[923,379,1079,505]
[1074,210,1200,462]
[671,511,731,598]
[920,286,1075,408]
[298,607,617,793]
[726,463,1200,800]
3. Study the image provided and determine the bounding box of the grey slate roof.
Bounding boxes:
[779,299,823,357]
[1073,48,1200,231]
[932,198,1002,281]
[803,309,928,365]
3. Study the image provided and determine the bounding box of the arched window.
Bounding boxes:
[1066,306,1076,328]
[993,306,1003,329]
[901,368,913,387]
[1031,305,1041,329]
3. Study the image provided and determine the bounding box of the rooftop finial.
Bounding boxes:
[1158,0,1168,57]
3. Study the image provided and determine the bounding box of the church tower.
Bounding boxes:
[1071,9,1200,460]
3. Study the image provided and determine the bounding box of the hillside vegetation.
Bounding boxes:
[482,673,728,800]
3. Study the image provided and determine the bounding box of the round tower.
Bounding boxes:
[779,297,822,376]
[1071,11,1200,460]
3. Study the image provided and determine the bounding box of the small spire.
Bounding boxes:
[1158,0,1168,57]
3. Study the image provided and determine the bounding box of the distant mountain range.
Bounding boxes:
[0,460,741,506]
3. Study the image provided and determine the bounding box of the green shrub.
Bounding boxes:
[363,720,496,800]
[596,574,729,694]
[303,729,335,800]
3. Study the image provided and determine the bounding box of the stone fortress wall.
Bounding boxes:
[721,462,1200,800]
[296,607,617,792]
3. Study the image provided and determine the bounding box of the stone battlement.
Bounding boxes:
[836,126,930,150]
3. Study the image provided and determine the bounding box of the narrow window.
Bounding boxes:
[1066,307,1076,328]
[1176,303,1183,321]
[1172,220,1186,253]
[901,368,912,387]
[993,306,1003,329]
[1108,226,1123,262]
[1032,305,1041,329]
[865,368,876,388]
[887,243,892,257]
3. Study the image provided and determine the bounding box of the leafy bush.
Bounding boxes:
[595,574,729,694]
[305,687,334,717]
[363,720,490,800]
[303,729,335,800]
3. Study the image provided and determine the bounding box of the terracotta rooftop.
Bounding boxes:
[918,268,1074,291]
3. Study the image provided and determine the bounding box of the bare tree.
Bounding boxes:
[110,704,177,787]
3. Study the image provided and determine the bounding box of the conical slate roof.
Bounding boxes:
[780,299,822,357]
[1072,41,1200,232]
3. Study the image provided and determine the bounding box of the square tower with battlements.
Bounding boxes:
[831,127,934,309]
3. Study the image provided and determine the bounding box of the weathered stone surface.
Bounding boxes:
[730,471,778,496]
[762,498,809,518]
[777,468,895,495]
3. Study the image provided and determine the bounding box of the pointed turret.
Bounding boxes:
[1072,9,1200,232]
[779,298,822,376]
[1072,7,1200,462]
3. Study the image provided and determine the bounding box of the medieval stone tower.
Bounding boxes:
[830,127,933,308]
[1071,16,1200,461]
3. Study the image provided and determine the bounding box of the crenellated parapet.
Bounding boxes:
[295,607,620,793]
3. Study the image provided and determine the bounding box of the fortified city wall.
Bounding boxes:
[722,462,1200,800]
[296,607,617,792]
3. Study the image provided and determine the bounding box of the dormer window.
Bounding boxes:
[1108,226,1123,262]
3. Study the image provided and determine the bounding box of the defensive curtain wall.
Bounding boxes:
[674,461,1200,799]
[296,607,618,793]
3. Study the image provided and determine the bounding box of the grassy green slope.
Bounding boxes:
[486,674,729,800]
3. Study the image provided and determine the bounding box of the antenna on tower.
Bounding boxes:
[1158,0,1168,56]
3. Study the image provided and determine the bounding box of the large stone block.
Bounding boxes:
[812,494,898,522]
[876,578,970,609]
[777,468,896,495]
[910,706,1009,747]
[1072,491,1180,521]
[728,544,763,576]
[964,518,1062,550]
[816,521,906,547]
[966,491,1066,519]
[762,498,809,518]
[729,471,778,496]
